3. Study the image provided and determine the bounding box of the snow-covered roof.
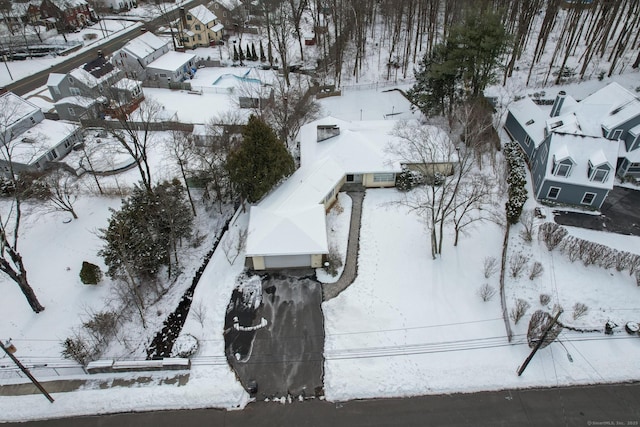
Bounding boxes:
[589,149,608,167]
[147,51,196,71]
[214,0,239,10]
[113,78,141,91]
[55,96,96,108]
[545,133,618,190]
[120,32,168,59]
[46,73,65,87]
[0,93,41,129]
[579,82,640,131]
[508,97,547,146]
[245,157,343,256]
[247,116,454,259]
[245,205,329,257]
[189,5,217,24]
[629,123,640,137]
[69,63,119,88]
[299,116,403,174]
[10,119,79,165]
[212,23,224,32]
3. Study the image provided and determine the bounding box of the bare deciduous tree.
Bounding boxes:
[0,94,45,313]
[510,298,530,324]
[478,283,496,302]
[483,256,499,279]
[519,209,535,242]
[509,252,528,278]
[40,168,79,219]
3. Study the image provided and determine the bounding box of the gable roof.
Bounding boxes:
[0,92,41,130]
[10,119,79,165]
[146,51,196,71]
[545,133,618,190]
[83,55,115,79]
[508,97,548,146]
[120,32,167,59]
[578,82,640,131]
[188,4,217,24]
[46,73,65,87]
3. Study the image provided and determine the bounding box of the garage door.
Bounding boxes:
[264,255,312,269]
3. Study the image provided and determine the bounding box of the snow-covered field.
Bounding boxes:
[1,0,640,420]
[323,189,640,401]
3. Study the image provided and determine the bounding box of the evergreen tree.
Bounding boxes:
[233,45,239,62]
[407,6,508,117]
[239,44,245,61]
[259,41,266,62]
[226,116,295,204]
[100,181,193,282]
[251,42,258,61]
[407,43,459,118]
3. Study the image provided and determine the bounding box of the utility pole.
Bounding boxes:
[0,340,54,403]
[517,310,563,377]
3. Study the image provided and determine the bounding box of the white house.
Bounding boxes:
[245,116,455,270]
[145,51,197,83]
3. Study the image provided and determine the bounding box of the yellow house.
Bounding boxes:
[245,117,456,270]
[180,5,224,49]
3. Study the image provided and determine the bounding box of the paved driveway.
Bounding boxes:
[553,186,640,236]
[225,270,325,400]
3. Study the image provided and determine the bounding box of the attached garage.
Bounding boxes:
[264,255,312,269]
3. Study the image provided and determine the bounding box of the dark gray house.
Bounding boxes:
[47,52,144,120]
[504,82,640,209]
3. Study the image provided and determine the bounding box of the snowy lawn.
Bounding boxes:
[323,188,640,401]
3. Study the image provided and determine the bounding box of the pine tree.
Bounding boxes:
[233,45,239,62]
[226,116,295,204]
[251,42,258,61]
[259,41,266,62]
[239,44,245,61]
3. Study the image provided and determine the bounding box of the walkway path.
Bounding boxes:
[322,190,365,301]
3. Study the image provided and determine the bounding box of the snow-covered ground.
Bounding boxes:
[316,192,351,283]
[1,1,640,420]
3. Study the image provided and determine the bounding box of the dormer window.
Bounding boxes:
[591,168,608,182]
[525,119,534,126]
[550,121,563,130]
[553,159,573,177]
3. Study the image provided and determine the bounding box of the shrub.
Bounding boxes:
[538,222,567,251]
[483,256,499,279]
[478,283,497,301]
[519,210,535,242]
[539,293,551,306]
[509,252,528,278]
[510,299,531,324]
[171,333,199,358]
[396,170,425,191]
[529,261,544,280]
[61,335,94,365]
[572,302,589,320]
[79,261,102,285]
[504,141,528,224]
[83,311,118,346]
[324,245,343,277]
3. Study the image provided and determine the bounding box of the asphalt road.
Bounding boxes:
[5,383,640,426]
[3,0,207,96]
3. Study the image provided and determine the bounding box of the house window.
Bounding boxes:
[30,117,35,124]
[547,187,561,199]
[70,87,81,96]
[64,140,71,148]
[346,174,354,182]
[631,162,640,168]
[197,34,202,40]
[553,162,572,177]
[611,129,623,140]
[373,173,395,183]
[68,76,74,83]
[159,73,167,78]
[53,86,61,95]
[581,192,596,205]
[46,149,58,161]
[324,188,335,204]
[187,14,192,20]
[524,135,532,147]
[68,107,75,116]
[195,24,201,30]
[590,168,608,183]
